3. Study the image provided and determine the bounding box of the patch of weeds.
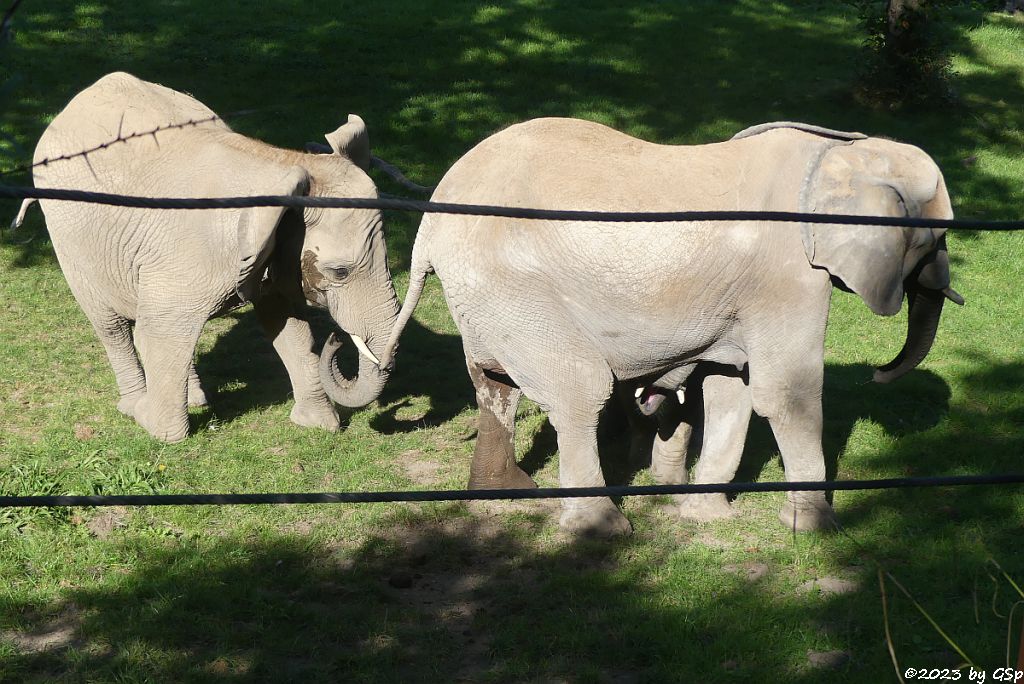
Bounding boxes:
[74,452,167,497]
[0,460,69,529]
[0,453,167,531]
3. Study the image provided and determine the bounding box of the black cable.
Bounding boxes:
[2,185,1022,230]
[2,473,1023,508]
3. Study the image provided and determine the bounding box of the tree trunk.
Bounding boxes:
[887,0,923,36]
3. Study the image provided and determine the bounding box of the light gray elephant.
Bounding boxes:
[380,118,960,537]
[17,72,400,442]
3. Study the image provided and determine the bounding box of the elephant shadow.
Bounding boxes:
[369,318,475,434]
[516,362,952,491]
[192,304,477,437]
[194,305,390,431]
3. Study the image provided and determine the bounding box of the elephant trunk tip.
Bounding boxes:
[319,331,390,409]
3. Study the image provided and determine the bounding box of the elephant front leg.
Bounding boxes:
[676,373,751,522]
[254,293,340,431]
[465,361,535,490]
[650,398,691,486]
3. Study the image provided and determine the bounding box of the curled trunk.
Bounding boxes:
[319,332,392,408]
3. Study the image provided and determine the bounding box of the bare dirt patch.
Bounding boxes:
[0,604,83,654]
[398,449,446,486]
[798,575,859,597]
[723,561,770,582]
[84,506,129,539]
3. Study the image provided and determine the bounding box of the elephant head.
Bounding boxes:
[308,115,400,407]
[240,114,400,409]
[799,135,963,383]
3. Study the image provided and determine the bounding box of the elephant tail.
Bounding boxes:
[10,198,37,230]
[379,215,434,370]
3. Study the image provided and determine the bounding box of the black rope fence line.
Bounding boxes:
[3,185,1024,230]
[2,473,1023,508]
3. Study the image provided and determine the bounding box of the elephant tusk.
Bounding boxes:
[676,388,686,403]
[634,387,644,399]
[350,334,381,367]
[942,287,965,306]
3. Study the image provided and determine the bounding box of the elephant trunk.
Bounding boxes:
[319,266,399,408]
[873,235,962,384]
[319,331,391,408]
[872,283,945,384]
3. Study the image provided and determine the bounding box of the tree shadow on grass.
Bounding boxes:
[1,360,1019,681]
[370,317,473,435]
[0,507,912,682]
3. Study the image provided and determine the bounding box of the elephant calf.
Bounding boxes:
[381,118,960,537]
[19,72,400,442]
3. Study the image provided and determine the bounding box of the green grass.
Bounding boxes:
[1,1,1023,681]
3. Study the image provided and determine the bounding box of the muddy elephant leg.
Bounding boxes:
[86,312,147,416]
[254,292,339,431]
[131,314,205,443]
[748,334,835,532]
[678,373,751,521]
[465,359,535,490]
[187,362,208,408]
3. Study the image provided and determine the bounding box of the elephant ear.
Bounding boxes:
[802,138,947,316]
[324,114,371,171]
[235,165,310,302]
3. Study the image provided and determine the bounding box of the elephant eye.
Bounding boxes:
[327,266,350,282]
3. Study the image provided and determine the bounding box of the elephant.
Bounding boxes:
[380,117,960,537]
[17,72,400,442]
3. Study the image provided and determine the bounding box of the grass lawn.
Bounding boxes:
[1,0,1023,681]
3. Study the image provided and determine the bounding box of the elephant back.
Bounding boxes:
[34,72,230,188]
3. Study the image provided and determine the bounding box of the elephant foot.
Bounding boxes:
[117,391,145,417]
[290,401,341,431]
[187,386,209,408]
[778,497,836,532]
[468,463,537,490]
[132,396,189,443]
[650,461,686,486]
[560,498,633,538]
[674,493,735,522]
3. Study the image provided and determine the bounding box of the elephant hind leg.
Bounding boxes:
[131,313,205,443]
[534,362,631,538]
[85,311,147,416]
[187,362,208,408]
[465,358,535,490]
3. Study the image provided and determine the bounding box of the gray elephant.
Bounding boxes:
[18,72,399,442]
[380,118,959,537]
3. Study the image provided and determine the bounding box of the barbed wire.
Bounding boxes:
[3,185,1023,230]
[0,110,281,179]
[2,473,1022,508]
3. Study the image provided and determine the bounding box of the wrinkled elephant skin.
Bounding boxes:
[384,118,958,536]
[30,72,399,441]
